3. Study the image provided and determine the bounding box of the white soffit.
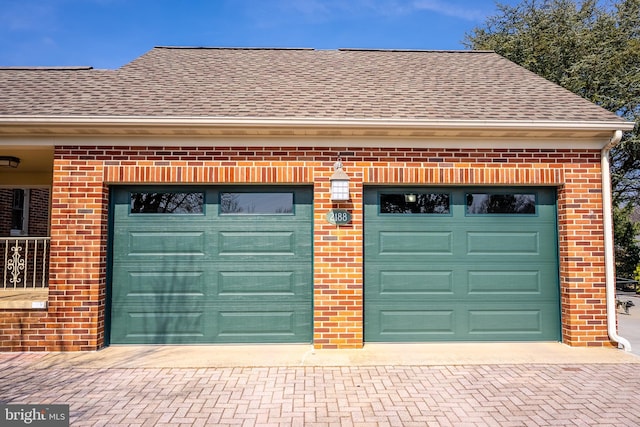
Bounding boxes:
[0,116,634,149]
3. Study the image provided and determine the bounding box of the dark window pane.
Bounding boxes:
[11,189,24,229]
[380,193,450,214]
[12,189,24,209]
[220,193,293,214]
[130,192,204,214]
[466,193,536,214]
[11,210,23,230]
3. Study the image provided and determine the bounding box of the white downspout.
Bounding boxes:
[602,129,632,351]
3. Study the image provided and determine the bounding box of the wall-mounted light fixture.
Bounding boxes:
[330,158,350,201]
[404,193,417,203]
[0,156,20,168]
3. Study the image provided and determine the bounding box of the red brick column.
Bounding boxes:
[313,161,364,349]
[558,164,608,347]
[46,152,108,350]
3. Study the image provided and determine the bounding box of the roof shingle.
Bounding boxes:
[0,47,627,124]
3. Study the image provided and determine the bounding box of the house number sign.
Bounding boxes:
[326,209,352,225]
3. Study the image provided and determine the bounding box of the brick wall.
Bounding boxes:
[28,188,50,236]
[0,189,11,236]
[0,145,612,351]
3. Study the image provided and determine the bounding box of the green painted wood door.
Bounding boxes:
[109,186,313,344]
[364,187,560,342]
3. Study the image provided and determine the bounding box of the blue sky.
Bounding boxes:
[0,0,520,69]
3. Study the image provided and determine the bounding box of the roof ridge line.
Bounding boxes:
[0,66,94,70]
[154,46,315,51]
[338,48,495,53]
[152,46,495,53]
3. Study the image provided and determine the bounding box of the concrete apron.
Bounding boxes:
[12,342,640,369]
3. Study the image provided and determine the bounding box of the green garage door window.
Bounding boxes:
[130,192,205,214]
[466,193,536,215]
[109,186,313,344]
[380,192,450,214]
[365,187,560,342]
[220,192,294,215]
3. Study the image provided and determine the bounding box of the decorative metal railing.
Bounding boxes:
[1,237,50,289]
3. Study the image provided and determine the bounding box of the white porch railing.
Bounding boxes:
[1,237,50,289]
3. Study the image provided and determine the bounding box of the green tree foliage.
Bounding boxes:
[465,0,639,205]
[465,0,640,277]
[614,204,640,277]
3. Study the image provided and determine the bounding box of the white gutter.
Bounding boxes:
[602,129,631,351]
[0,115,635,131]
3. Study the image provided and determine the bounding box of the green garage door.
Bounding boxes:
[365,187,560,342]
[109,186,312,344]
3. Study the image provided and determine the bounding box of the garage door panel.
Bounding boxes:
[467,303,559,338]
[218,267,311,300]
[113,264,311,304]
[218,270,295,295]
[468,309,541,335]
[111,268,207,302]
[215,222,311,260]
[467,268,557,297]
[116,231,312,262]
[111,309,206,344]
[367,265,466,300]
[113,229,210,261]
[465,230,557,257]
[467,231,540,255]
[219,230,293,251]
[217,311,296,337]
[110,185,313,344]
[366,303,558,342]
[218,231,300,257]
[216,305,311,343]
[369,232,556,261]
[374,308,456,339]
[367,264,558,301]
[112,302,311,344]
[128,230,206,255]
[376,270,454,295]
[365,186,560,342]
[377,231,453,255]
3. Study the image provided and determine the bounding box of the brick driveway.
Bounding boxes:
[1,353,639,426]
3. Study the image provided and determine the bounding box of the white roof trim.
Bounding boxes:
[0,116,633,149]
[0,115,633,130]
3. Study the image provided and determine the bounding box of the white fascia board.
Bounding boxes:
[0,116,634,149]
[0,115,634,129]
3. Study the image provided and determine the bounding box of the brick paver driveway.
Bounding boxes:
[1,354,639,426]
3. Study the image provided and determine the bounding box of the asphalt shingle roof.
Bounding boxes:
[0,47,627,123]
